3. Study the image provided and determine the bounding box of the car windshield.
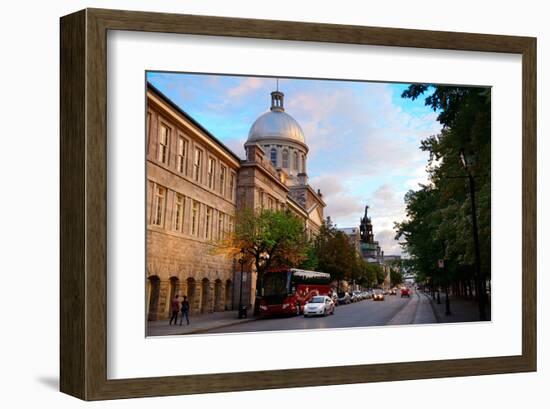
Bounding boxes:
[310,297,325,303]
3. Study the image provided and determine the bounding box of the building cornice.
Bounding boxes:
[147,83,241,167]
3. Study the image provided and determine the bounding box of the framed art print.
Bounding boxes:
[60,8,536,400]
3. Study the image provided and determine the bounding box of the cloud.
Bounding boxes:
[221,138,246,160]
[148,73,443,257]
[309,175,345,197]
[284,83,440,184]
[281,83,441,256]
[317,181,408,255]
[227,77,266,98]
[309,175,363,227]
[375,229,402,255]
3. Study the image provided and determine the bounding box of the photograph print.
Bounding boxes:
[145,72,491,337]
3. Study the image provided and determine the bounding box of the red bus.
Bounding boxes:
[258,268,332,317]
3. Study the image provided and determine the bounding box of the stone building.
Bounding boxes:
[359,205,384,263]
[337,227,362,254]
[340,205,392,289]
[146,83,325,320]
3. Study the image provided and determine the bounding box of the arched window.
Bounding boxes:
[293,151,299,171]
[270,148,277,166]
[282,149,289,168]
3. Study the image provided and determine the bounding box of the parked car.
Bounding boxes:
[337,291,351,305]
[373,289,385,301]
[303,296,335,317]
[389,288,397,296]
[351,291,363,302]
[401,287,411,298]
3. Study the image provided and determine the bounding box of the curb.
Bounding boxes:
[164,316,260,336]
[409,291,422,324]
[421,291,442,323]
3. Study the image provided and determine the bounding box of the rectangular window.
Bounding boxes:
[207,157,215,189]
[158,124,170,164]
[205,207,213,240]
[218,212,225,241]
[228,215,234,234]
[193,148,202,182]
[152,185,166,226]
[146,112,152,153]
[191,200,199,236]
[173,194,185,232]
[219,165,226,196]
[176,136,187,173]
[229,174,235,201]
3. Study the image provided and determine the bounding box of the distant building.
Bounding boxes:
[337,227,361,254]
[359,205,384,263]
[146,83,325,320]
[340,205,394,288]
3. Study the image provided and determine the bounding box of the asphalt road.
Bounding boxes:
[206,294,417,334]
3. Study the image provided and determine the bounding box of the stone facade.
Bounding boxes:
[340,206,392,289]
[146,83,326,320]
[146,88,239,320]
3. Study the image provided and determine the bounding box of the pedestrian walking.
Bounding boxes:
[169,294,180,325]
[180,296,190,325]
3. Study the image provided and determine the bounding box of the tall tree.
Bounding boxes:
[302,217,359,291]
[396,84,491,300]
[220,208,309,298]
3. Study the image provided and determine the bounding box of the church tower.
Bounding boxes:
[360,205,375,244]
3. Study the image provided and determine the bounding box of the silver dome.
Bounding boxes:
[247,110,306,144]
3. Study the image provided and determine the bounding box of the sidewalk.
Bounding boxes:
[387,290,437,325]
[421,291,491,323]
[147,309,258,336]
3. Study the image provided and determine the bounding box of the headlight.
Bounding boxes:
[282,303,289,309]
[260,305,268,310]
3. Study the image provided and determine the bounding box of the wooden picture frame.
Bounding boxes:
[60,8,536,400]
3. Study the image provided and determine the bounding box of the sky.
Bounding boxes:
[147,72,442,255]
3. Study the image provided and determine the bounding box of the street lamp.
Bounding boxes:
[237,248,247,319]
[460,150,486,321]
[438,259,451,315]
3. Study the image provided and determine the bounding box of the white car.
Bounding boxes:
[303,296,335,317]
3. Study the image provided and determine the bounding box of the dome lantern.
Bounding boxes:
[247,89,307,147]
[270,90,285,112]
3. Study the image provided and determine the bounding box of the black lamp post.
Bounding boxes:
[460,151,486,321]
[440,259,451,316]
[237,248,247,319]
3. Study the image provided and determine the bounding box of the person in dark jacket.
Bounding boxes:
[180,296,190,325]
[169,295,180,325]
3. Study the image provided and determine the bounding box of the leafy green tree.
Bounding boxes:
[390,268,403,287]
[226,208,309,297]
[301,217,360,291]
[396,84,491,301]
[374,264,386,286]
[298,240,319,271]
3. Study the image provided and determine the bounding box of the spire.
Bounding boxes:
[270,79,284,112]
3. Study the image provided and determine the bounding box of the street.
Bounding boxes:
[204,290,435,334]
